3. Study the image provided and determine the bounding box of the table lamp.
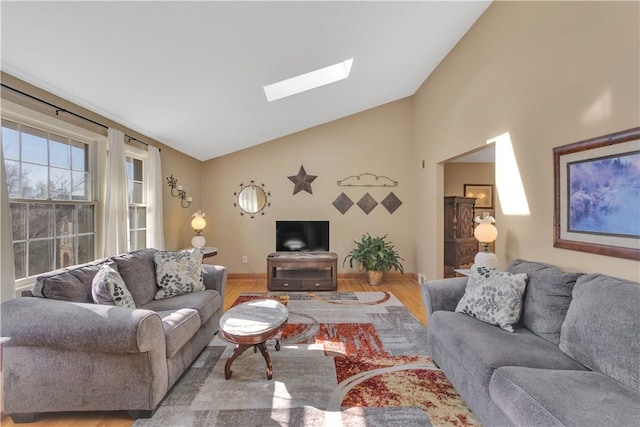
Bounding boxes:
[191,210,207,248]
[474,214,498,269]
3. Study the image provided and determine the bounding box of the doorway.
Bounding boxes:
[442,144,496,276]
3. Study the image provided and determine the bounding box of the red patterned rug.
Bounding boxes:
[134,292,479,427]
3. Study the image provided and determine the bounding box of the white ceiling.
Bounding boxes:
[1,1,491,161]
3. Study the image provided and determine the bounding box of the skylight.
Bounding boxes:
[263,58,354,102]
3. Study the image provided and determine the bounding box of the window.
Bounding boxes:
[2,119,96,280]
[126,154,147,251]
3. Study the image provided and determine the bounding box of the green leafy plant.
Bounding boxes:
[343,233,404,273]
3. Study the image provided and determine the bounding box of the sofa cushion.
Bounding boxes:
[428,311,587,391]
[154,250,205,300]
[455,266,528,332]
[507,259,581,345]
[91,263,136,308]
[32,259,106,303]
[112,248,158,307]
[490,367,640,427]
[141,289,221,326]
[560,273,640,391]
[156,309,201,359]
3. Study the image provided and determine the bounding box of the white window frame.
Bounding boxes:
[2,101,103,292]
[125,146,148,252]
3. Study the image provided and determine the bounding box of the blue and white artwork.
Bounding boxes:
[568,151,640,237]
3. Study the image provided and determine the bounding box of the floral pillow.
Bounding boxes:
[154,249,205,300]
[455,265,528,332]
[92,263,136,308]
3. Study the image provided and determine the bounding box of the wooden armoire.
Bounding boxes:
[444,196,478,277]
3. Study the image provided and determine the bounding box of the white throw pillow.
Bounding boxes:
[92,263,136,308]
[154,249,205,300]
[455,265,528,332]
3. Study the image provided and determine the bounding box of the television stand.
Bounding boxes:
[267,252,338,291]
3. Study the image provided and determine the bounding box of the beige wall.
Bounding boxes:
[160,147,202,250]
[201,98,414,274]
[412,1,640,281]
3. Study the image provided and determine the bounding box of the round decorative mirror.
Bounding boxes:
[234,181,271,218]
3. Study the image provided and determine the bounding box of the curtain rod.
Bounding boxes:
[1,83,160,151]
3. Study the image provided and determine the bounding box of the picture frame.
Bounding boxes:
[464,184,493,209]
[553,127,640,260]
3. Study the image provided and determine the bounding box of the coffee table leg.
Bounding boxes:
[225,344,251,380]
[255,342,273,380]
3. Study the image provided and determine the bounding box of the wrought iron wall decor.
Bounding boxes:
[234,181,271,218]
[166,174,192,208]
[337,172,398,187]
[331,191,403,215]
[288,165,317,195]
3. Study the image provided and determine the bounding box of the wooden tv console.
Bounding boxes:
[267,252,338,291]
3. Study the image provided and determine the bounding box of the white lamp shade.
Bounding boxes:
[191,213,207,232]
[474,223,498,243]
[191,235,206,249]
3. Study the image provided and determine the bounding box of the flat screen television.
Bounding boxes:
[276,220,329,252]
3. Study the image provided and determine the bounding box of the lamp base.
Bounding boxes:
[191,235,206,249]
[474,251,498,269]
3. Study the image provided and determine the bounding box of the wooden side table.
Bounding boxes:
[181,246,218,259]
[202,246,218,259]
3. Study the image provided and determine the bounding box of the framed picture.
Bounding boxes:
[553,127,640,260]
[464,184,493,209]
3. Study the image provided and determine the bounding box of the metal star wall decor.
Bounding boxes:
[288,165,317,195]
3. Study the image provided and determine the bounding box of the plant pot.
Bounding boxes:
[367,270,384,286]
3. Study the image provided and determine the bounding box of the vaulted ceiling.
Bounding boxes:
[1,1,491,161]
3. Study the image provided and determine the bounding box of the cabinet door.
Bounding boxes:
[457,200,476,239]
[457,239,478,265]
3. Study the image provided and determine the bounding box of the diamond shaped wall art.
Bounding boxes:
[332,192,354,215]
[357,193,378,215]
[381,192,403,214]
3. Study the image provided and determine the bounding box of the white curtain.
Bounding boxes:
[146,145,165,250]
[0,142,16,301]
[102,128,128,257]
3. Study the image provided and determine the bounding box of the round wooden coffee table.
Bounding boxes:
[219,299,288,380]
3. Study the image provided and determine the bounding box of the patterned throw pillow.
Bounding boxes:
[92,263,136,308]
[154,249,205,300]
[455,266,528,332]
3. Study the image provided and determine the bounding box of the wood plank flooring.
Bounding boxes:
[0,276,425,427]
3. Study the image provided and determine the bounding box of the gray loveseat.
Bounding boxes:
[1,248,227,423]
[422,259,640,426]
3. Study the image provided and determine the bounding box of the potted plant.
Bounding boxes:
[343,233,404,286]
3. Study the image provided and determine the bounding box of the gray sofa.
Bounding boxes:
[1,248,227,423]
[422,259,640,426]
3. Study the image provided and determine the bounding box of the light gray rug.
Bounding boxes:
[133,292,478,427]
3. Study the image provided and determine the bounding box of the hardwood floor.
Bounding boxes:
[0,276,425,427]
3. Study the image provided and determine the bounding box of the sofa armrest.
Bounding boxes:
[1,297,164,354]
[421,277,468,321]
[203,264,227,309]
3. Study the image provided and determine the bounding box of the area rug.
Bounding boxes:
[133,292,479,427]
